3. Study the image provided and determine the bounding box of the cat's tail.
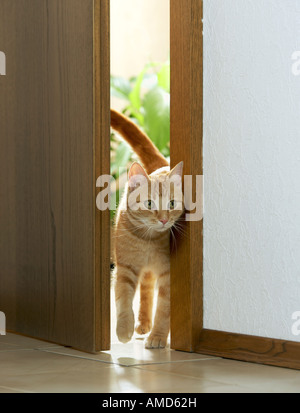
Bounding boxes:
[110,109,169,174]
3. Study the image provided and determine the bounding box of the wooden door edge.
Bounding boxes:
[93,0,111,352]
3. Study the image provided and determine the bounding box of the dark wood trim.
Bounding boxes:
[170,0,203,352]
[94,0,111,352]
[196,329,300,370]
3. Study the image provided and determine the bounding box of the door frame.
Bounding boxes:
[170,0,300,370]
[170,0,203,352]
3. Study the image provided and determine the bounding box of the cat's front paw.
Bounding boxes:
[117,310,134,343]
[145,333,168,349]
[135,320,152,335]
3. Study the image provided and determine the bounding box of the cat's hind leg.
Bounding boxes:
[135,271,156,336]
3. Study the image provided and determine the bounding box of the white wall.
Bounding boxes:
[203,0,300,341]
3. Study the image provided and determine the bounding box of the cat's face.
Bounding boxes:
[126,162,184,233]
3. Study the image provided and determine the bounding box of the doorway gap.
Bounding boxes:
[109,0,171,352]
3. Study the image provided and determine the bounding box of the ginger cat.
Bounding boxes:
[111,109,184,349]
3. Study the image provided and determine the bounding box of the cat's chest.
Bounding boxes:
[137,237,170,267]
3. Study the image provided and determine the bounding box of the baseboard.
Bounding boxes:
[195,329,300,370]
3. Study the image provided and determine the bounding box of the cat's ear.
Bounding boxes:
[128,162,149,191]
[169,161,183,186]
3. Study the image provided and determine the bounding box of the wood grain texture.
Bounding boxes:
[196,330,300,370]
[0,0,110,352]
[170,0,203,352]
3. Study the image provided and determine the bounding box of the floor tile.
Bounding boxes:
[0,333,62,351]
[0,349,112,393]
[0,349,219,393]
[0,386,26,393]
[1,332,300,393]
[135,358,300,393]
[41,338,217,367]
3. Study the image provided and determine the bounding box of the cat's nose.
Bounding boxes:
[159,219,169,226]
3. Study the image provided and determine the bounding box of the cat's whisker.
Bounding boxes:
[172,222,187,234]
[170,227,177,252]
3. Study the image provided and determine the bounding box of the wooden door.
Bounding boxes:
[0,0,110,353]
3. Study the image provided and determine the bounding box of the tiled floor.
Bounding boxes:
[1,291,300,393]
[1,331,300,393]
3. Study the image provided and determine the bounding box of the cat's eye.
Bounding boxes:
[145,200,156,210]
[168,200,176,210]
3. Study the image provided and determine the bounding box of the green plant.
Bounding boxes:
[110,61,170,217]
